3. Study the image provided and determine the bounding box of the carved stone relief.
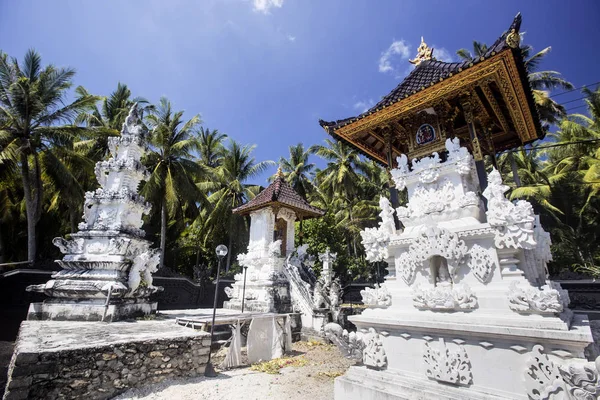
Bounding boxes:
[507,281,564,314]
[361,283,392,308]
[423,338,473,386]
[525,345,600,400]
[413,283,478,311]
[468,243,495,283]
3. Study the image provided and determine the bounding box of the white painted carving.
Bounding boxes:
[391,154,410,190]
[409,226,468,276]
[507,281,564,314]
[268,240,282,257]
[483,168,536,250]
[378,197,397,236]
[412,152,442,183]
[468,244,495,283]
[324,323,365,361]
[397,251,417,285]
[128,249,161,293]
[360,227,389,263]
[361,283,392,307]
[424,338,473,386]
[525,345,600,400]
[363,328,388,369]
[445,137,473,175]
[413,283,477,311]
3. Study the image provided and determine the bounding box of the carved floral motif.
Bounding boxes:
[525,345,600,400]
[507,281,564,314]
[410,226,468,276]
[412,152,442,183]
[397,251,417,285]
[360,227,390,263]
[413,283,478,311]
[423,338,473,386]
[468,244,495,283]
[361,283,392,308]
[363,328,388,369]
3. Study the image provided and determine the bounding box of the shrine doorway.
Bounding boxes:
[273,218,287,255]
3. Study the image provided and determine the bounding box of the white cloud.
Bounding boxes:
[379,39,411,74]
[287,35,296,42]
[253,0,284,14]
[432,46,453,62]
[353,99,375,113]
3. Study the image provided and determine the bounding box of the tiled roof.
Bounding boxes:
[233,173,325,218]
[320,13,524,131]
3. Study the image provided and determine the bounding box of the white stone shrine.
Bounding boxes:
[26,104,162,321]
[329,138,598,399]
[224,169,325,313]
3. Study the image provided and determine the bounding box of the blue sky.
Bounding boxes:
[2,0,599,185]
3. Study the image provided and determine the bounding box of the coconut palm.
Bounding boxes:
[276,143,317,198]
[142,97,206,269]
[314,139,363,201]
[203,140,274,268]
[0,49,99,261]
[197,127,227,168]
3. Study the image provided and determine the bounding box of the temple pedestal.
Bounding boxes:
[224,256,292,313]
[27,299,158,322]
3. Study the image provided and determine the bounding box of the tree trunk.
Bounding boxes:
[509,152,522,187]
[20,151,37,262]
[160,197,167,269]
[0,222,5,264]
[70,208,78,233]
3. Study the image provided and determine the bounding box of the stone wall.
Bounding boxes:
[3,327,210,400]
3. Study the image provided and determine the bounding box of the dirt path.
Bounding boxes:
[115,341,354,400]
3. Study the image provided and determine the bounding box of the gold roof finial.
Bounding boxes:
[276,166,284,177]
[409,37,434,65]
[506,28,520,49]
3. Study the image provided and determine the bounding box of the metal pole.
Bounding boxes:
[241,266,248,313]
[204,257,222,377]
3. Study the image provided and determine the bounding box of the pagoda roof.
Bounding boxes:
[319,13,543,165]
[233,172,325,219]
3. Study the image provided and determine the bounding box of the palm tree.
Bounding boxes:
[0,49,99,261]
[204,140,274,268]
[197,127,227,168]
[142,97,206,269]
[456,41,573,125]
[314,139,363,201]
[276,143,317,198]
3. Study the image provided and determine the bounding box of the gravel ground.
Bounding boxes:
[115,341,355,400]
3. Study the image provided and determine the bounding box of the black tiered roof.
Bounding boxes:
[319,13,529,132]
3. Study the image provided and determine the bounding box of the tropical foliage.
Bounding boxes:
[0,47,598,284]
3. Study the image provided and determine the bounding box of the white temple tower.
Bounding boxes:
[26,104,162,322]
[224,168,324,313]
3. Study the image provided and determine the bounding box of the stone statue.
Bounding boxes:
[378,196,396,236]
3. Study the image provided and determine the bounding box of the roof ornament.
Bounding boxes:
[409,37,434,65]
[505,29,521,49]
[276,166,284,178]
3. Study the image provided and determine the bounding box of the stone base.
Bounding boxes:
[27,300,157,322]
[3,318,211,400]
[335,366,514,400]
[300,308,331,334]
[336,312,593,399]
